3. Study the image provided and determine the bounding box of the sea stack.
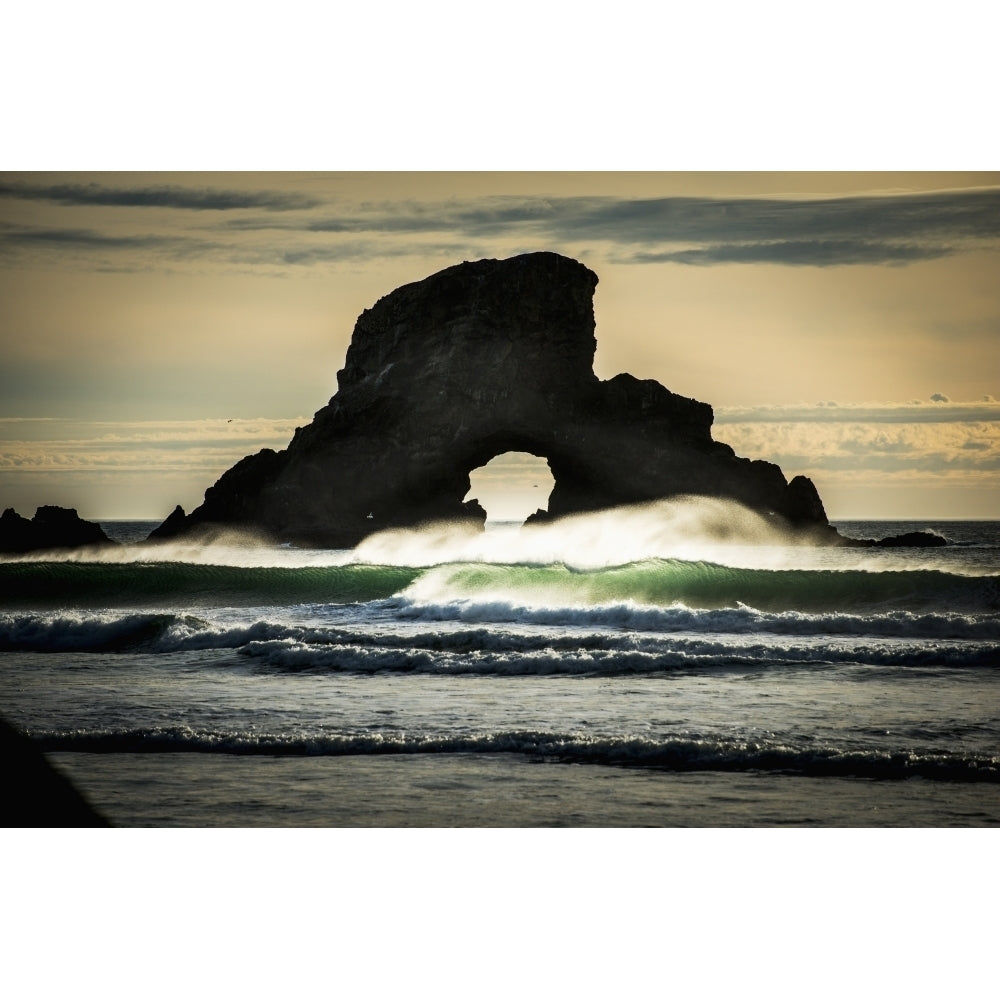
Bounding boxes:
[152,252,837,547]
[0,506,116,554]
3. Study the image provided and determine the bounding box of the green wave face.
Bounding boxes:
[402,560,1000,613]
[1,557,996,614]
[0,562,421,608]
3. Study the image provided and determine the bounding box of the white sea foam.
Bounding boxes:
[2,498,987,578]
[352,497,810,569]
[36,726,1000,782]
[4,597,997,657]
[392,599,1000,639]
[351,499,987,574]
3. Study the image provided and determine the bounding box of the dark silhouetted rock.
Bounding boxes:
[0,506,115,554]
[523,508,552,527]
[146,504,187,541]
[875,531,947,548]
[1,715,110,827]
[845,530,949,548]
[0,508,35,553]
[151,252,846,547]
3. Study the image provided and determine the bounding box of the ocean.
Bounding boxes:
[2,497,998,827]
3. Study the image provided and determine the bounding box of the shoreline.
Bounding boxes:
[46,751,1000,828]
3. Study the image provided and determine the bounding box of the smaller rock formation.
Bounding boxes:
[146,504,187,541]
[0,506,116,554]
[847,530,948,548]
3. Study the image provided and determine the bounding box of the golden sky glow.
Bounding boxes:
[1,171,998,520]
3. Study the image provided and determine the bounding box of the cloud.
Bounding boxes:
[715,400,1000,423]
[626,240,950,267]
[291,188,1000,267]
[3,182,1000,271]
[0,418,307,473]
[301,188,1000,241]
[274,240,477,266]
[0,225,210,254]
[0,180,322,212]
[715,416,1000,477]
[0,219,481,272]
[85,417,308,444]
[709,403,1000,515]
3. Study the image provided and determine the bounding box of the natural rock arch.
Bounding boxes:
[463,450,555,523]
[153,252,835,547]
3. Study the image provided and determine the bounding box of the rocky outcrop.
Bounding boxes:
[0,506,115,554]
[146,504,187,541]
[847,530,948,548]
[1,715,110,826]
[152,252,840,547]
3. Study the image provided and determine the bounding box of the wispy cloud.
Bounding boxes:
[708,397,1000,514]
[0,225,214,255]
[0,446,262,473]
[291,188,1000,266]
[0,418,306,473]
[0,180,322,212]
[715,406,1000,486]
[629,240,950,267]
[0,219,478,271]
[4,183,999,270]
[274,240,478,266]
[715,399,1000,423]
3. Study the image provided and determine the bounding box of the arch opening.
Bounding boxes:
[463,452,555,525]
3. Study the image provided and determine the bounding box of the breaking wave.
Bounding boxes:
[400,560,1000,614]
[3,608,996,670]
[29,726,1000,782]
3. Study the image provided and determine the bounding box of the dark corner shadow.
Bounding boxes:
[1,716,110,827]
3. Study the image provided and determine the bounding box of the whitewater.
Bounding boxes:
[2,498,998,826]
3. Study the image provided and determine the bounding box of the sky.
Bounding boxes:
[1,170,999,522]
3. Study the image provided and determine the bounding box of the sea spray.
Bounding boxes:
[4,502,988,579]
[351,502,995,576]
[352,497,809,569]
